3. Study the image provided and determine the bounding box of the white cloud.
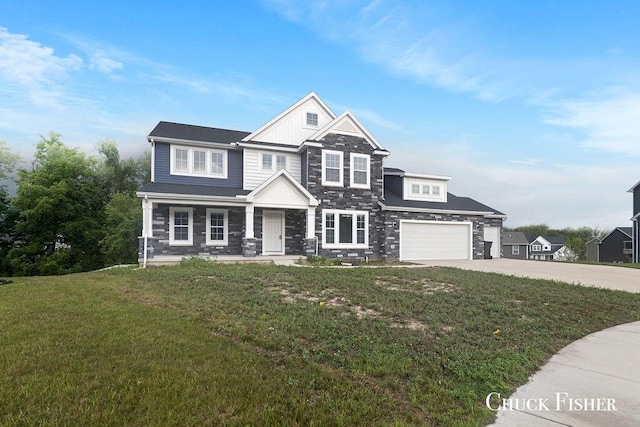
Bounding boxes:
[544,88,640,158]
[0,27,83,87]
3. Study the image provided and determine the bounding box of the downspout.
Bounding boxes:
[143,195,149,268]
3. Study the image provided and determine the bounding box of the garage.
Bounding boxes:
[400,220,472,261]
[483,226,501,259]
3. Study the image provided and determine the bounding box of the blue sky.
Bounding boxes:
[1,0,639,229]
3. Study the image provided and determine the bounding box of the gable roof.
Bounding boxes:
[310,111,387,152]
[149,121,250,144]
[628,180,640,192]
[246,169,318,208]
[599,227,633,243]
[502,231,528,245]
[242,92,336,144]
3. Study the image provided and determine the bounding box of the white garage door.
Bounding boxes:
[483,226,501,259]
[400,221,472,261]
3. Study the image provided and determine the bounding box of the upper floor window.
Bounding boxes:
[350,153,370,189]
[170,145,227,179]
[406,180,445,202]
[532,244,542,251]
[322,150,343,186]
[174,148,188,172]
[193,150,207,174]
[260,153,288,172]
[306,112,319,127]
[262,153,273,170]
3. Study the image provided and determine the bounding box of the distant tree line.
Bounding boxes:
[505,224,607,260]
[0,134,149,276]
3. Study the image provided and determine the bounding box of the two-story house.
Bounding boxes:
[629,180,640,263]
[137,93,505,265]
[585,227,633,263]
[527,235,575,261]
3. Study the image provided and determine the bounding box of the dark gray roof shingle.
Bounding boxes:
[382,188,504,215]
[149,121,250,144]
[139,182,249,197]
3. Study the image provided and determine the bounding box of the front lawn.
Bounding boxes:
[2,264,639,425]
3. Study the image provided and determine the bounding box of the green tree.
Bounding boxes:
[0,141,21,275]
[101,193,141,265]
[8,133,106,275]
[97,140,148,265]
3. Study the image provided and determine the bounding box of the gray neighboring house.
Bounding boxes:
[136,92,506,265]
[502,231,529,259]
[629,180,640,263]
[528,235,575,261]
[585,227,633,263]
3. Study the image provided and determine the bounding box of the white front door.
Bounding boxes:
[263,211,284,255]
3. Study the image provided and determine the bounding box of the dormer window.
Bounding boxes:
[306,112,319,127]
[170,145,227,179]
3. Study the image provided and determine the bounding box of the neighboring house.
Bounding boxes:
[527,235,576,261]
[502,231,529,259]
[585,227,633,263]
[629,180,640,263]
[137,92,505,265]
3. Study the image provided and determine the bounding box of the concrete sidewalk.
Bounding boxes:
[410,259,640,425]
[490,321,640,426]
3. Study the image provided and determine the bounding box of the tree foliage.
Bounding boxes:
[4,133,148,276]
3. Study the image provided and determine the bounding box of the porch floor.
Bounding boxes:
[139,254,303,267]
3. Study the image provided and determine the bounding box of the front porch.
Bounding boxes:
[139,254,304,267]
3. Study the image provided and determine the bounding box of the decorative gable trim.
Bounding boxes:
[242,92,336,144]
[310,111,385,151]
[246,169,319,207]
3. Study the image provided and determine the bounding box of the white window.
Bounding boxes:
[322,150,344,186]
[532,244,542,251]
[411,184,420,194]
[421,185,431,195]
[322,210,368,248]
[276,154,287,171]
[170,145,227,178]
[211,151,225,176]
[306,112,318,127]
[350,153,370,189]
[512,246,520,255]
[193,150,207,174]
[432,186,440,196]
[169,207,193,246]
[261,153,273,171]
[174,148,188,172]
[206,209,228,246]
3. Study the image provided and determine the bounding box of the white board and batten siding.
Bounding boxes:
[243,149,302,190]
[399,220,473,261]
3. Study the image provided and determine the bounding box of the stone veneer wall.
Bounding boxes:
[305,133,385,260]
[151,204,244,257]
[382,210,503,261]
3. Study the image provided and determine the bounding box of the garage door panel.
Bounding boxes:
[400,221,471,261]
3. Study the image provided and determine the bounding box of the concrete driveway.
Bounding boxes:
[413,258,640,293]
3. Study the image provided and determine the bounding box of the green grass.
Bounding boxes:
[2,264,640,426]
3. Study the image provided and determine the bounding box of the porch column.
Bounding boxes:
[306,207,316,239]
[245,205,255,239]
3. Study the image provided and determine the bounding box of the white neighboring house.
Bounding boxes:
[528,235,577,261]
